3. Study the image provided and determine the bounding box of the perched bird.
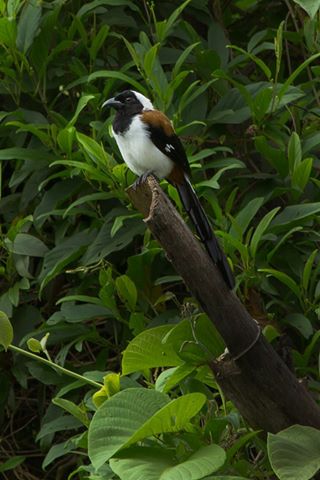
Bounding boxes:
[103,90,235,289]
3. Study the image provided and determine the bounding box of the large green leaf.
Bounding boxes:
[110,444,226,480]
[268,425,320,480]
[122,325,183,375]
[88,388,169,469]
[125,393,206,446]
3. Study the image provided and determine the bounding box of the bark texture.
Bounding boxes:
[127,176,320,432]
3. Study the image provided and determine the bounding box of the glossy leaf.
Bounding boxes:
[268,425,320,480]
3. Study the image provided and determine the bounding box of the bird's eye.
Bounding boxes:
[125,96,134,102]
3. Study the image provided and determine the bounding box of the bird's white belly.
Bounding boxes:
[112,116,173,179]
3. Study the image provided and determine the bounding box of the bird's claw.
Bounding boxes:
[132,170,154,190]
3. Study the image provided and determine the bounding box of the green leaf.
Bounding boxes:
[155,0,193,42]
[52,398,89,427]
[57,126,76,155]
[259,268,300,298]
[172,42,200,78]
[89,24,110,60]
[255,136,288,177]
[122,325,183,375]
[103,372,121,398]
[0,311,13,350]
[252,87,273,123]
[88,388,169,469]
[0,456,26,473]
[144,43,160,77]
[229,44,271,79]
[115,275,137,311]
[0,148,54,162]
[302,249,318,291]
[164,315,225,362]
[9,233,49,257]
[111,214,141,238]
[292,0,320,19]
[250,207,280,259]
[76,132,112,169]
[283,313,313,339]
[275,21,284,77]
[68,95,95,127]
[92,386,109,408]
[39,230,94,294]
[270,203,320,230]
[110,444,226,480]
[125,393,206,447]
[86,70,148,96]
[155,364,196,393]
[16,0,42,52]
[291,157,313,193]
[64,192,114,217]
[268,425,320,480]
[27,338,42,353]
[36,416,82,441]
[279,53,320,99]
[111,447,173,480]
[0,18,17,48]
[288,132,302,173]
[42,441,74,469]
[229,197,264,240]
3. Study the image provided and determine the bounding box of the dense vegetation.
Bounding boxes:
[0,0,320,478]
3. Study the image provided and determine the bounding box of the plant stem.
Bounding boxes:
[9,344,102,389]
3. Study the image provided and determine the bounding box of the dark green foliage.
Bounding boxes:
[0,0,320,478]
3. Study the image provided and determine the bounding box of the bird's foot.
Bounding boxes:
[132,170,155,190]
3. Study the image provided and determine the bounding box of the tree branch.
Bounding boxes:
[127,175,320,432]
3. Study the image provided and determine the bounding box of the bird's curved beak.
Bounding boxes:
[102,97,123,110]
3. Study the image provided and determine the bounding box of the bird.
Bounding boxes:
[102,90,235,289]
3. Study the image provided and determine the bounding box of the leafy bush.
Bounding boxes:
[0,0,319,478]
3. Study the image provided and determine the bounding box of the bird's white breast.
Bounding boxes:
[112,115,173,179]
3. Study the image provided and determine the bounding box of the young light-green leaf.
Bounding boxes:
[0,311,13,351]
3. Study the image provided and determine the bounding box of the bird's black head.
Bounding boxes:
[102,90,153,116]
[102,90,153,115]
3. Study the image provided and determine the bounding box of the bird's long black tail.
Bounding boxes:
[176,174,235,289]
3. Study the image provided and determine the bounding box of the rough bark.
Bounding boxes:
[127,175,320,433]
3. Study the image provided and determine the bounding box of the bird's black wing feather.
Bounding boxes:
[142,111,235,289]
[143,119,191,175]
